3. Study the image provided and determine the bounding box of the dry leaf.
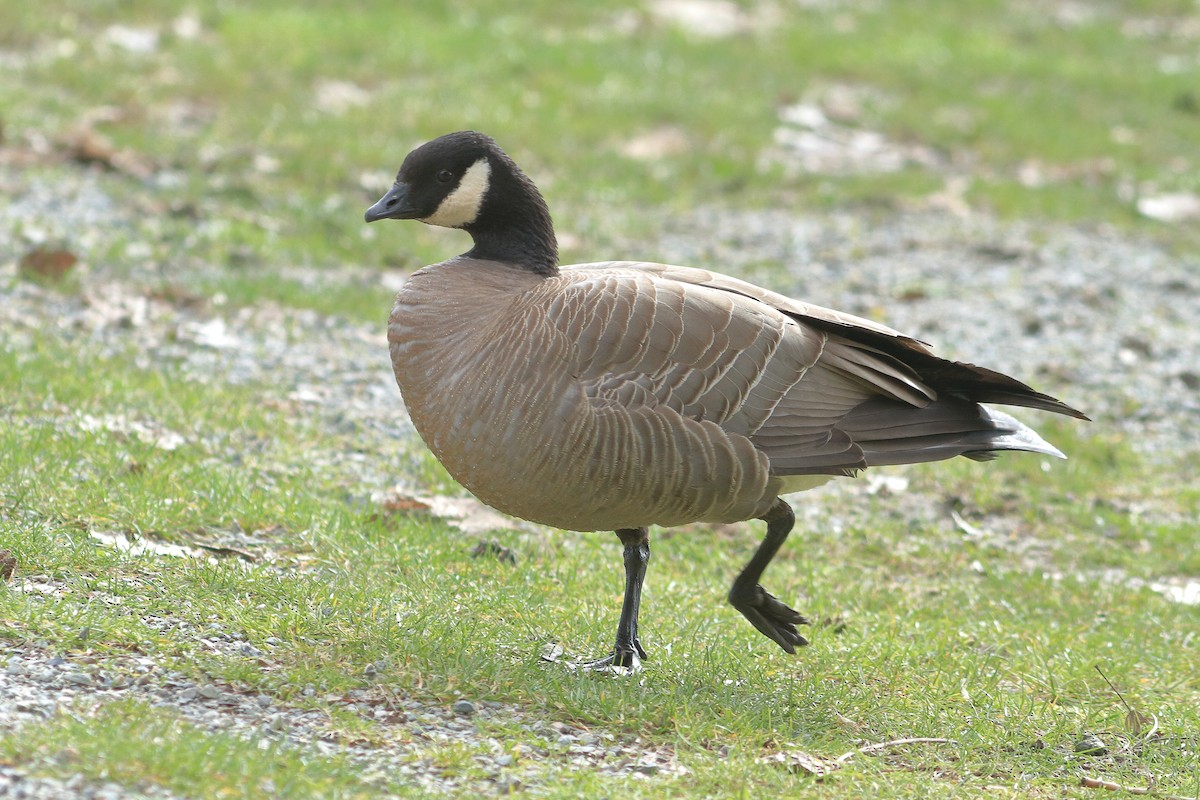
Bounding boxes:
[1125,708,1154,736]
[0,549,16,581]
[370,492,435,526]
[147,285,208,309]
[19,247,78,280]
[376,487,526,536]
[834,711,863,731]
[70,127,118,165]
[420,495,525,536]
[380,494,433,514]
[469,539,517,564]
[194,543,258,562]
[66,126,154,178]
[1096,664,1159,739]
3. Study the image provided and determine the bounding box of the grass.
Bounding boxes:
[2,0,1199,797]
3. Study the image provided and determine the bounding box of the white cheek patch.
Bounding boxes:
[421,158,492,228]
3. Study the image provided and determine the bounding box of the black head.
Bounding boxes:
[364,131,496,227]
[365,131,558,275]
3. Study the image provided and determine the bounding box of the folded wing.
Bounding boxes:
[550,262,1085,482]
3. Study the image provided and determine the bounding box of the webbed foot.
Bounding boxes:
[578,636,647,672]
[578,644,644,673]
[728,581,810,653]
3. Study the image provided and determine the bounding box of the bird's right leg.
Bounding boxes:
[727,499,810,652]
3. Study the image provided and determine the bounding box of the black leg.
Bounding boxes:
[727,499,810,653]
[581,527,650,671]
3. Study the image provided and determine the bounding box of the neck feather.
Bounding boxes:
[464,156,559,277]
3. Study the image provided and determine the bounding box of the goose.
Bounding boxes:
[365,131,1087,670]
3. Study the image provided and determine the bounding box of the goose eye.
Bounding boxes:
[436,169,454,183]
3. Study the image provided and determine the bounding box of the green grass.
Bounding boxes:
[3,0,1199,796]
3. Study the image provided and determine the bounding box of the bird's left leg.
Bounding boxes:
[580,527,650,671]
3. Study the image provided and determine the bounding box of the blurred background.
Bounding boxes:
[3,0,1197,285]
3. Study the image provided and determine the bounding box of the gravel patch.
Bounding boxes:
[0,643,684,797]
[0,766,184,800]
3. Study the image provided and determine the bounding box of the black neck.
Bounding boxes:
[465,224,558,276]
[463,155,559,277]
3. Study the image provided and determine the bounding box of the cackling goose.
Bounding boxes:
[365,131,1087,670]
